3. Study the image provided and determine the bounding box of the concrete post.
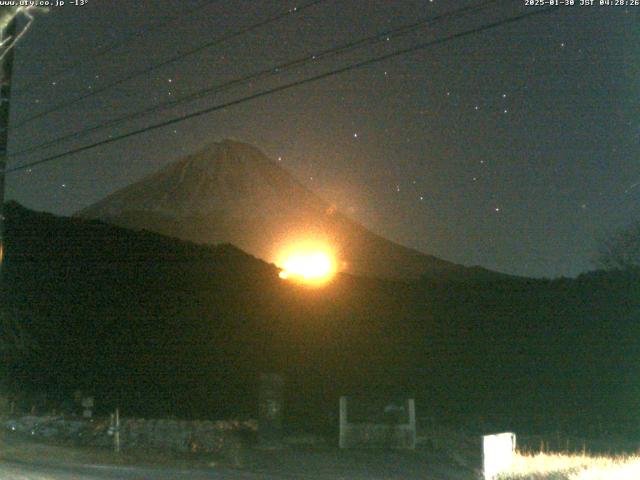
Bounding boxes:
[339,396,348,448]
[114,408,120,453]
[407,398,416,449]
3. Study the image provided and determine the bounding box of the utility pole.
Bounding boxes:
[0,16,16,271]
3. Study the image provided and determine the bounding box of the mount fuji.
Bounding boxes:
[77,139,498,280]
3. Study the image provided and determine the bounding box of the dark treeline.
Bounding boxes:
[2,202,639,436]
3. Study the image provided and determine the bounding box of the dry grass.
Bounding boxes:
[498,452,640,480]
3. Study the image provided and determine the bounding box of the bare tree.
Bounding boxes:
[595,221,640,270]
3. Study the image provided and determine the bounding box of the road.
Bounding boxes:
[0,460,275,480]
[0,454,472,480]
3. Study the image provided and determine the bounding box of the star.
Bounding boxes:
[6,0,629,283]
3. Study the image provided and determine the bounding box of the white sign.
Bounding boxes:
[483,432,516,480]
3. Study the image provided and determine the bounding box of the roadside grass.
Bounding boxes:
[498,452,640,480]
[416,420,640,479]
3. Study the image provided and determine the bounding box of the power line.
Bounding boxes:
[14,0,223,96]
[6,6,557,175]
[9,0,329,130]
[9,0,503,158]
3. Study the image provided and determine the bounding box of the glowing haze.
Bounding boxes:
[277,242,337,286]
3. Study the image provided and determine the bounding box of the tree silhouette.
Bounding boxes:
[596,221,640,270]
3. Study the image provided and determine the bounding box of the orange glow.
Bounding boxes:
[277,242,337,286]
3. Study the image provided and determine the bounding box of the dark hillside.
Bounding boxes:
[3,202,640,436]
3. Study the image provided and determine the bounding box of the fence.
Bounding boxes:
[338,396,416,449]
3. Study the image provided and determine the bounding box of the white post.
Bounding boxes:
[339,396,348,449]
[407,399,416,449]
[114,408,120,453]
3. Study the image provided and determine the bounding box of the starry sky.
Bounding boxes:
[4,0,639,278]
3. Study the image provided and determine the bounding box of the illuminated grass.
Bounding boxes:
[498,452,640,479]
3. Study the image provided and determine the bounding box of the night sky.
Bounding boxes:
[4,0,638,278]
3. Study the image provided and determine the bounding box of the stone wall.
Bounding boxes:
[3,415,257,453]
[118,418,257,452]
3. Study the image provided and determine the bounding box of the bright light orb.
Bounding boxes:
[278,249,336,285]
